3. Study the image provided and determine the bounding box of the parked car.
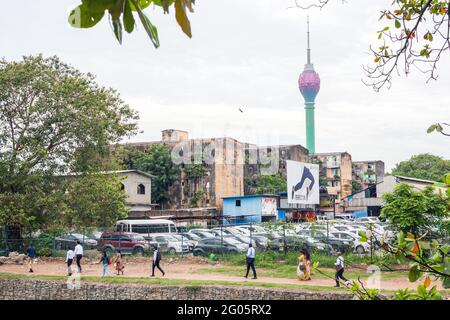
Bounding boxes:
[356,217,380,224]
[54,233,98,250]
[193,237,247,256]
[297,229,352,252]
[330,231,371,254]
[235,225,267,234]
[172,234,197,251]
[148,234,189,254]
[187,229,216,239]
[181,232,202,242]
[98,232,150,256]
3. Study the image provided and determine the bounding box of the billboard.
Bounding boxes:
[287,160,319,205]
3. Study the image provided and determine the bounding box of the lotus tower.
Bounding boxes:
[298,17,320,154]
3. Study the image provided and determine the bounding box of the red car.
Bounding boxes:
[98,232,150,256]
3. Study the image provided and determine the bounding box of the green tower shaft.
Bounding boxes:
[305,102,315,154]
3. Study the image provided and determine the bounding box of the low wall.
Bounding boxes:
[0,279,355,300]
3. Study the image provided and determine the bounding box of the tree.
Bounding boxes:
[134,144,180,207]
[294,1,450,91]
[68,0,195,48]
[391,153,450,182]
[380,183,449,235]
[63,174,128,231]
[352,180,363,194]
[255,174,287,195]
[0,55,138,233]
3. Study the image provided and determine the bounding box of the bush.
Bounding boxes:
[37,247,52,257]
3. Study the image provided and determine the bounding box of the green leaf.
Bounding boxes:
[123,0,135,33]
[129,0,153,11]
[408,265,421,282]
[175,0,192,38]
[112,18,123,44]
[427,124,437,133]
[132,0,160,47]
[154,0,175,13]
[68,4,105,28]
[395,19,401,28]
[81,0,116,13]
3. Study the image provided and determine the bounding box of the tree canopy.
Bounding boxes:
[380,183,449,235]
[0,55,138,232]
[391,153,450,182]
[127,144,180,207]
[255,174,287,195]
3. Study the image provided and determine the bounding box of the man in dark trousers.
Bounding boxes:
[26,243,37,273]
[244,243,257,279]
[74,240,83,273]
[151,245,165,277]
[334,251,351,287]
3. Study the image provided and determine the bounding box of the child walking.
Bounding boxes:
[114,251,124,276]
[99,251,111,277]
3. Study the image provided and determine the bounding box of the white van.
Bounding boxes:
[116,219,178,237]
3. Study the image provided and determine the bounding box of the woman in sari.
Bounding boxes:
[114,250,125,276]
[297,249,311,281]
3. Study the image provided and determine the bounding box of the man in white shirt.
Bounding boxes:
[334,251,350,287]
[66,248,75,276]
[74,241,84,273]
[244,243,257,279]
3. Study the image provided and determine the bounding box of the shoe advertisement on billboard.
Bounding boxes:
[287,160,319,205]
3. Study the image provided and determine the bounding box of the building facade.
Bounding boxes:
[125,130,244,211]
[244,144,311,195]
[115,170,155,212]
[352,160,385,189]
[312,152,353,213]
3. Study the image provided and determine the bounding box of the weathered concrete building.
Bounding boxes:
[115,170,156,213]
[244,144,311,195]
[312,152,353,213]
[352,160,385,189]
[125,130,244,211]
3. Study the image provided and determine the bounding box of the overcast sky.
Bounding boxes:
[1,0,449,171]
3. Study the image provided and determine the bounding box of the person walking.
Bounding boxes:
[334,251,350,287]
[26,243,37,273]
[74,240,83,273]
[99,251,111,277]
[114,250,124,276]
[151,245,165,277]
[297,248,311,281]
[66,247,75,276]
[244,243,257,279]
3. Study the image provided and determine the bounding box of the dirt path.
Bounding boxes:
[0,257,443,292]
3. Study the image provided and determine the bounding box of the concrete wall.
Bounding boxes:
[120,171,152,206]
[0,279,355,300]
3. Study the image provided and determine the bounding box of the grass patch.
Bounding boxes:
[219,250,407,270]
[196,265,406,282]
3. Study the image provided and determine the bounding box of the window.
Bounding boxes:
[137,184,145,195]
[235,199,241,207]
